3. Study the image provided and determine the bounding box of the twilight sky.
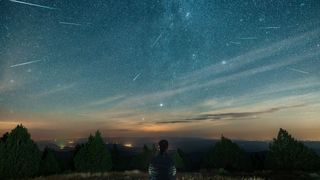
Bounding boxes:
[0,0,320,140]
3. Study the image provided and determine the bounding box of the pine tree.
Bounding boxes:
[74,131,112,172]
[172,150,185,170]
[0,124,41,178]
[131,144,154,171]
[265,128,320,171]
[204,136,250,171]
[40,147,61,175]
[111,144,120,170]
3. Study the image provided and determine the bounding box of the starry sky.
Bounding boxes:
[1,0,320,141]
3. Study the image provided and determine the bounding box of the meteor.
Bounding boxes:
[260,26,281,29]
[59,21,82,26]
[9,60,42,68]
[238,37,258,40]
[151,32,164,48]
[9,0,58,10]
[133,73,141,81]
[287,67,310,74]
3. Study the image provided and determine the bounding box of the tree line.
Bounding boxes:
[0,124,319,178]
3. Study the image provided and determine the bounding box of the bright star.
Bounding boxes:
[186,12,190,18]
[221,61,227,65]
[160,103,164,107]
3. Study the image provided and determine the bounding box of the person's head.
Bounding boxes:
[158,139,169,154]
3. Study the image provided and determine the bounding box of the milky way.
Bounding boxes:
[0,0,319,140]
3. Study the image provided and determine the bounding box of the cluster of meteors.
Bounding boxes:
[0,0,319,141]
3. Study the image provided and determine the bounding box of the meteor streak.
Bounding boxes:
[151,32,164,48]
[133,73,141,81]
[287,67,310,74]
[9,0,58,10]
[59,21,82,26]
[260,26,281,29]
[9,60,42,68]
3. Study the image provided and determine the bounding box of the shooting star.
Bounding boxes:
[59,21,82,26]
[260,26,281,29]
[238,37,258,40]
[9,0,58,10]
[151,32,164,48]
[132,73,141,81]
[287,67,310,74]
[9,60,42,68]
[230,41,241,45]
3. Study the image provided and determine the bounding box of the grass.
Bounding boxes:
[32,170,265,180]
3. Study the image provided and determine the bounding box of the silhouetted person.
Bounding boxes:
[149,140,176,180]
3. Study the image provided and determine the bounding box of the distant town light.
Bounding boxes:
[59,144,65,150]
[124,143,133,148]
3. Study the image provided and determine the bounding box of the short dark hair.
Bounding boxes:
[159,139,168,154]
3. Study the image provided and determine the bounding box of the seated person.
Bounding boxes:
[148,139,176,180]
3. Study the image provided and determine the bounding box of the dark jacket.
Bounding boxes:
[148,153,176,180]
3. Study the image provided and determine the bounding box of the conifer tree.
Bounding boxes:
[204,136,250,171]
[172,150,185,170]
[74,131,112,172]
[40,147,61,175]
[266,128,320,171]
[131,144,155,170]
[0,124,41,178]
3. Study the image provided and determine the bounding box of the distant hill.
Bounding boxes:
[36,137,320,154]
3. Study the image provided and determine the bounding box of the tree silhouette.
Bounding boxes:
[265,128,320,171]
[73,131,112,172]
[111,144,121,170]
[131,144,155,170]
[172,149,185,170]
[204,136,250,171]
[0,132,9,143]
[0,124,41,178]
[40,147,61,175]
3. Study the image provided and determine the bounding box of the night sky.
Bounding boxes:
[1,0,320,140]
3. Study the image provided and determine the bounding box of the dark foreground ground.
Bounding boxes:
[32,170,320,180]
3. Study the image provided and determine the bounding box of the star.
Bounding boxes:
[185,12,191,18]
[159,103,164,107]
[221,61,227,65]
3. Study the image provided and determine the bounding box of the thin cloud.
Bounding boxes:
[102,29,320,109]
[79,95,126,109]
[32,83,76,98]
[156,104,305,124]
[178,29,319,86]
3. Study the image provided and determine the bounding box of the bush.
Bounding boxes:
[265,128,320,171]
[0,124,41,178]
[73,131,112,172]
[204,136,250,171]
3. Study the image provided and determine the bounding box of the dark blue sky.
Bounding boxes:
[1,0,320,140]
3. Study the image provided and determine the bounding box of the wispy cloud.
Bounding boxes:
[177,29,319,86]
[154,104,305,124]
[78,95,126,109]
[32,83,76,98]
[98,29,320,110]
